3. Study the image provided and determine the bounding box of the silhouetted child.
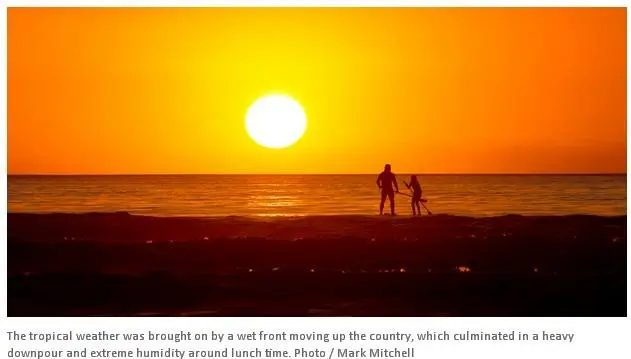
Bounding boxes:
[403,175,423,216]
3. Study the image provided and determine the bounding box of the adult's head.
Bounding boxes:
[384,164,391,172]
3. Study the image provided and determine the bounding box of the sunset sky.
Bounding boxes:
[8,8,626,174]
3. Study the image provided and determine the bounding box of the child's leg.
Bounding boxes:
[410,199,416,215]
[413,198,421,215]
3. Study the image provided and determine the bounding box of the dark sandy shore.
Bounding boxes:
[8,212,627,316]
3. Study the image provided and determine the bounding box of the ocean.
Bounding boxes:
[7,174,626,217]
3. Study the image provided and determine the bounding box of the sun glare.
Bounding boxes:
[245,95,307,149]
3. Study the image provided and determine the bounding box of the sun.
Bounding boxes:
[245,95,307,149]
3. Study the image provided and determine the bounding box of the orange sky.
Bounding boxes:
[8,8,627,174]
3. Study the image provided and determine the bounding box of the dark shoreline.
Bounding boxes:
[8,212,627,241]
[8,212,627,317]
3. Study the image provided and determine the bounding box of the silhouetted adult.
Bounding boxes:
[376,164,399,215]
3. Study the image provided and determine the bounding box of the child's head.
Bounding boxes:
[411,175,418,181]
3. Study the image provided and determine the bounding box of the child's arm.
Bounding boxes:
[403,181,410,189]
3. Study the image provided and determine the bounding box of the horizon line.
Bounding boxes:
[7,172,627,176]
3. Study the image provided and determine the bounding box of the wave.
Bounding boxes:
[8,212,626,243]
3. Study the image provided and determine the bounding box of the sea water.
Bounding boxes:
[7,174,626,217]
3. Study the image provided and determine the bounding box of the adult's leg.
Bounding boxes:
[388,190,395,215]
[380,191,387,215]
[411,199,416,215]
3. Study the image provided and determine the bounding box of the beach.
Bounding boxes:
[8,212,626,316]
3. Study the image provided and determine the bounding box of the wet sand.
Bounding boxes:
[8,212,626,316]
